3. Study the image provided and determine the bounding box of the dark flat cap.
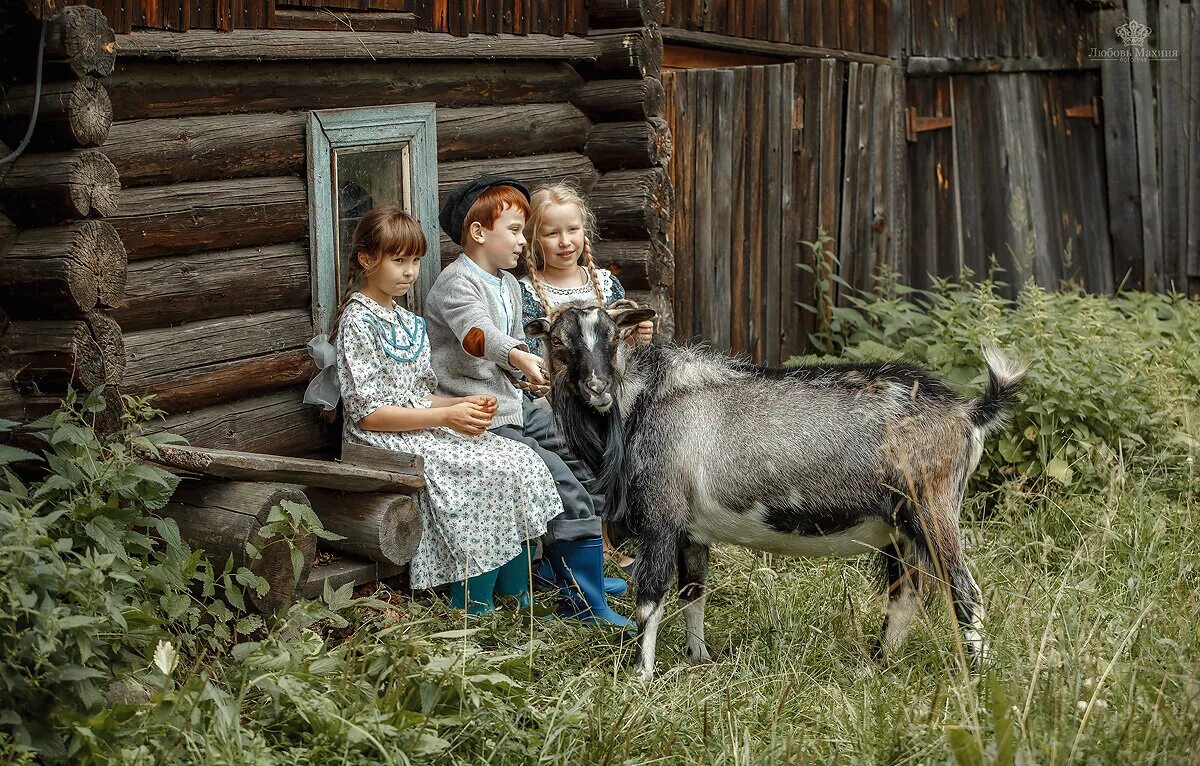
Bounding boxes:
[438,175,531,246]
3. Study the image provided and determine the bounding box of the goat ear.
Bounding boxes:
[611,307,657,327]
[524,318,551,340]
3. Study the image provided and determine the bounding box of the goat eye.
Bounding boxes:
[549,337,563,348]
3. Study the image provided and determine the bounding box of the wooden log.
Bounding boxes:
[589,239,657,290]
[589,167,673,240]
[0,150,120,227]
[157,479,315,613]
[147,444,426,493]
[304,488,422,566]
[438,153,599,203]
[301,557,406,599]
[123,309,312,395]
[0,77,113,150]
[3,312,124,392]
[109,177,307,260]
[138,349,315,413]
[587,0,665,28]
[113,243,310,332]
[0,221,127,318]
[582,28,664,80]
[105,60,584,120]
[585,117,672,170]
[659,27,896,67]
[4,6,115,79]
[340,440,425,475]
[102,104,590,188]
[156,388,329,456]
[575,77,666,121]
[115,30,600,62]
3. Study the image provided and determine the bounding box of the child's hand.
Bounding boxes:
[463,394,498,414]
[633,320,654,345]
[443,401,494,436]
[509,348,548,386]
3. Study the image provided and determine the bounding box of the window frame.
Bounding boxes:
[306,103,440,334]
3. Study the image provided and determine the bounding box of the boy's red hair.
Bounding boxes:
[461,185,531,243]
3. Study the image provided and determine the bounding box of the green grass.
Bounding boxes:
[85,453,1199,766]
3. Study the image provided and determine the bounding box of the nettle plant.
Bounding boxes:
[791,253,1200,492]
[0,390,334,760]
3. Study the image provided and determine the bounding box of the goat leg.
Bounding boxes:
[632,529,677,682]
[677,537,712,664]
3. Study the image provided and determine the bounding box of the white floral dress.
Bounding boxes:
[336,293,564,590]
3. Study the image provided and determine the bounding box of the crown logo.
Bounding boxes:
[1116,19,1152,47]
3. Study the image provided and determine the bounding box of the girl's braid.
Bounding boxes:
[579,238,606,308]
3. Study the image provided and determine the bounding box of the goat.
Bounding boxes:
[525,306,1026,681]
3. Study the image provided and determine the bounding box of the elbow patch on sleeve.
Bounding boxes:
[463,326,486,358]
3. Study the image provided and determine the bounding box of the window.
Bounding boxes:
[307,104,440,334]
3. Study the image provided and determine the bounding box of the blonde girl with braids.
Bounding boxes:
[319,205,564,614]
[518,183,654,360]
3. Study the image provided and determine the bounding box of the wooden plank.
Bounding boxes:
[1187,4,1200,286]
[1098,12,1144,289]
[1159,0,1186,290]
[817,59,844,297]
[657,25,897,67]
[147,444,426,492]
[839,64,864,300]
[711,70,734,353]
[865,64,893,296]
[729,66,750,356]
[777,62,798,359]
[666,71,694,342]
[1127,0,1165,291]
[795,60,821,349]
[691,70,715,345]
[1066,73,1114,293]
[301,557,407,599]
[763,66,785,364]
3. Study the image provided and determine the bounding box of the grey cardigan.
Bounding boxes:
[424,254,529,429]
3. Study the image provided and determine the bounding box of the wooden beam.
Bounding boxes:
[114,243,309,332]
[300,557,406,599]
[340,440,424,475]
[105,60,584,121]
[583,27,664,79]
[115,30,599,62]
[589,167,673,240]
[146,444,426,493]
[659,26,897,67]
[574,77,666,121]
[304,488,422,566]
[0,221,127,318]
[156,388,329,457]
[586,117,672,170]
[102,104,590,188]
[109,177,307,261]
[0,150,120,227]
[157,479,315,613]
[907,55,1100,76]
[438,153,599,203]
[0,77,112,150]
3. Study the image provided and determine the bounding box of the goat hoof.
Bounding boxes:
[686,645,713,665]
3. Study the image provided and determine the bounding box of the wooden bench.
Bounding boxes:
[146,441,427,611]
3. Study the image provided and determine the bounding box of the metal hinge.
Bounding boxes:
[905,108,954,142]
[1065,96,1101,126]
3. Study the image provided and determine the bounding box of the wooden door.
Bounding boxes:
[664,64,797,365]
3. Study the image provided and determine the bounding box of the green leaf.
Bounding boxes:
[1044,458,1074,485]
[987,675,1016,766]
[0,445,43,465]
[945,725,984,766]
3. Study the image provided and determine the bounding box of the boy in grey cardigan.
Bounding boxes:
[424,176,630,629]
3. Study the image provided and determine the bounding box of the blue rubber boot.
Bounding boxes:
[494,543,533,608]
[545,537,633,629]
[448,567,501,615]
[535,555,627,596]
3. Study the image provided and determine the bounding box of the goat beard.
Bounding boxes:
[549,377,629,524]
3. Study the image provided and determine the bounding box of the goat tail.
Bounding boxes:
[969,345,1028,432]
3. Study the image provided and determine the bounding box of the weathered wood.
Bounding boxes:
[340,440,425,475]
[300,557,406,599]
[137,349,314,413]
[113,243,309,332]
[587,0,665,27]
[110,177,307,260]
[1099,12,1144,289]
[304,488,422,566]
[439,153,599,203]
[157,480,315,613]
[574,77,666,121]
[106,60,584,120]
[0,77,112,150]
[0,221,127,318]
[4,312,124,392]
[124,309,312,393]
[44,6,116,78]
[583,27,663,79]
[1127,0,1164,291]
[585,117,672,170]
[157,388,328,456]
[589,239,658,290]
[907,55,1099,76]
[115,30,600,61]
[148,444,426,493]
[271,8,422,32]
[590,167,673,240]
[659,25,896,67]
[0,150,120,227]
[102,104,590,188]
